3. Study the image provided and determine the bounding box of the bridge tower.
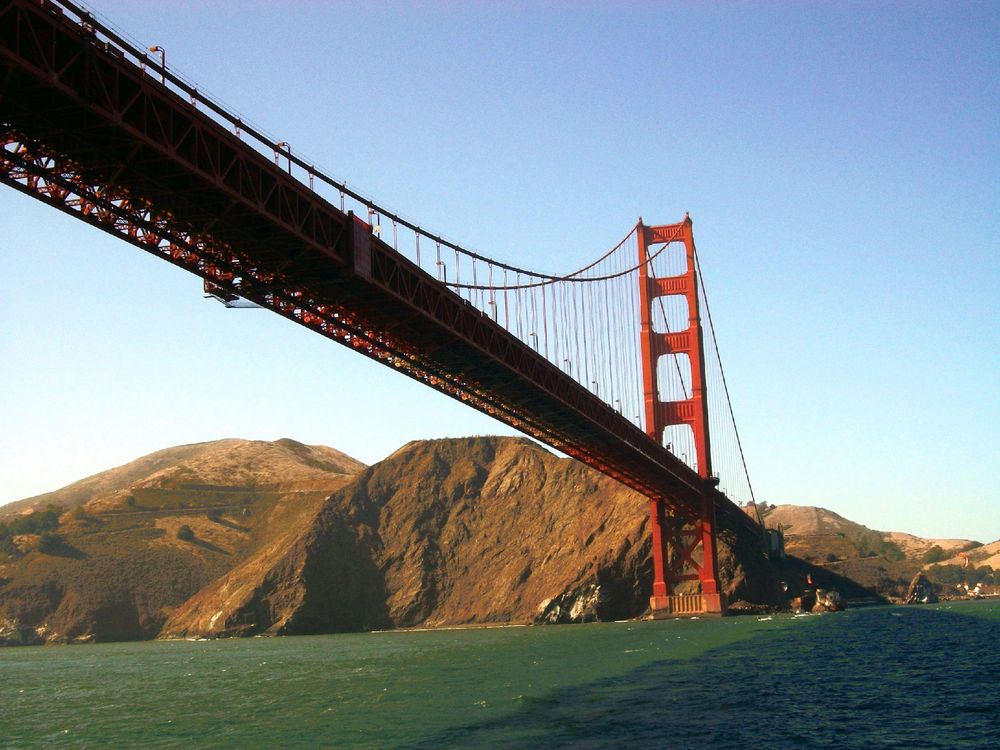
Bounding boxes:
[637,216,725,617]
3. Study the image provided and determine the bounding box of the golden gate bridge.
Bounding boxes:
[0,0,765,617]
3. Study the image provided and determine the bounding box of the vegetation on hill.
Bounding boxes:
[0,505,63,557]
[1,504,61,536]
[927,564,997,587]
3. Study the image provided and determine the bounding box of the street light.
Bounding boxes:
[148,46,165,84]
[275,141,291,175]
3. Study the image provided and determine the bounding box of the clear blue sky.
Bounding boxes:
[2,1,997,541]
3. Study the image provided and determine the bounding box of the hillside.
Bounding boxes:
[0,439,364,644]
[1,438,365,518]
[10,436,988,645]
[161,436,782,637]
[931,539,1000,570]
[2,435,783,644]
[761,503,993,600]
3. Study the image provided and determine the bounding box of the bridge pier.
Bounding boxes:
[647,497,727,618]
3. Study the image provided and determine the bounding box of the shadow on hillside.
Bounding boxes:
[213,518,250,532]
[190,538,231,556]
[400,606,998,750]
[44,539,87,560]
[781,554,888,602]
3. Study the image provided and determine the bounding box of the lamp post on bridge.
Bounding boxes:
[148,46,165,84]
[275,142,292,175]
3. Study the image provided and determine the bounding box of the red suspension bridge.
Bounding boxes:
[0,0,764,617]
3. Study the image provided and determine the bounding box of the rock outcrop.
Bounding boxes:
[904,572,938,604]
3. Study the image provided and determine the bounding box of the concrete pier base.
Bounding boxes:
[649,593,727,619]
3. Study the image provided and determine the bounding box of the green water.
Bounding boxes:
[2,600,997,748]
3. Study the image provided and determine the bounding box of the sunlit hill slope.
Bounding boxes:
[1,436,780,644]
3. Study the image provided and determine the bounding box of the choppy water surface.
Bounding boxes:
[2,600,997,748]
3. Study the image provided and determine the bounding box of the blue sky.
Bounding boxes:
[1,1,997,541]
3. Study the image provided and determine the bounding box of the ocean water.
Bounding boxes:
[1,600,997,749]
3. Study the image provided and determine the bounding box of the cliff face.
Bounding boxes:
[162,436,781,638]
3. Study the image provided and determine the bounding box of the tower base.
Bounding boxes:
[649,592,727,619]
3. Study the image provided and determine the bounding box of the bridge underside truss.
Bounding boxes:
[0,133,683,500]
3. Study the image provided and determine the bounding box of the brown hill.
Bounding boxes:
[0,439,364,644]
[1,438,365,518]
[761,503,990,600]
[2,435,785,644]
[161,436,782,638]
[949,540,1000,570]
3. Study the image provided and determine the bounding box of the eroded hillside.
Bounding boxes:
[162,436,782,638]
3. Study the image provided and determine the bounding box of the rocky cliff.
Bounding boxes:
[161,436,782,638]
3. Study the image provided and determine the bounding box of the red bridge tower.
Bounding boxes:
[637,216,725,617]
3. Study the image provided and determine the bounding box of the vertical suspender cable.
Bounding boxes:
[693,247,760,523]
[503,270,510,331]
[541,282,549,361]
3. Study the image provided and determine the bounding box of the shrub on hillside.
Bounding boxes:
[929,564,997,587]
[5,506,62,536]
[176,525,195,541]
[882,541,906,562]
[922,545,948,564]
[36,531,62,554]
[206,509,221,523]
[0,530,17,557]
